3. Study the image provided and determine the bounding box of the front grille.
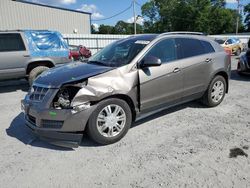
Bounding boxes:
[27,115,36,124]
[41,119,64,129]
[30,85,49,102]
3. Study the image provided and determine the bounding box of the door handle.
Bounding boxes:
[23,55,30,57]
[173,68,180,73]
[205,58,212,63]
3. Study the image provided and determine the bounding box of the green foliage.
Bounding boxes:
[244,3,250,31]
[93,21,143,34]
[141,0,244,34]
[92,0,246,35]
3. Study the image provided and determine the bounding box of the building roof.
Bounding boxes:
[12,0,91,15]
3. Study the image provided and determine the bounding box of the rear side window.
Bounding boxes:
[145,38,177,63]
[200,40,215,54]
[0,33,26,52]
[176,38,205,59]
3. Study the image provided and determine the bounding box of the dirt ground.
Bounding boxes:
[0,57,249,188]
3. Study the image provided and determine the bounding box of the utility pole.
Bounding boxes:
[133,0,136,35]
[236,0,240,35]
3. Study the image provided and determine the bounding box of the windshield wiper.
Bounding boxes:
[87,60,108,66]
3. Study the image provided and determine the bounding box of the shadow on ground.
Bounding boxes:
[6,113,73,151]
[0,79,29,93]
[132,101,204,128]
[7,101,205,150]
[231,70,250,82]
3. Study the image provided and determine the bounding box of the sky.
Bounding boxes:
[27,0,250,29]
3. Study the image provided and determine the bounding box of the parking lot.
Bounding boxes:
[0,57,249,188]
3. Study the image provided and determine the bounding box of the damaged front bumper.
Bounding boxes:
[21,99,96,148]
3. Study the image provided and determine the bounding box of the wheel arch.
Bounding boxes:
[26,60,55,75]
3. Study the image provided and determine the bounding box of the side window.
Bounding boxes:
[200,40,215,54]
[227,39,233,44]
[0,33,26,52]
[176,38,205,59]
[145,39,177,63]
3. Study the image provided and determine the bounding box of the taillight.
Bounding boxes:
[68,51,72,60]
[224,48,232,56]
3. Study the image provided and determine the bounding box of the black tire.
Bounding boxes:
[87,98,132,145]
[202,75,226,107]
[236,48,241,56]
[237,62,244,76]
[28,66,49,86]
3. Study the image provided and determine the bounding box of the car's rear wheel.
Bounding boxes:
[202,75,226,107]
[28,66,49,86]
[237,62,245,76]
[87,98,132,145]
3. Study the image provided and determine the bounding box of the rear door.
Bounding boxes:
[0,33,29,80]
[139,38,183,111]
[175,38,215,100]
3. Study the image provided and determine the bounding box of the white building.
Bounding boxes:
[0,0,91,34]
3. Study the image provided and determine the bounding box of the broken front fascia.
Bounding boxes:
[70,66,139,109]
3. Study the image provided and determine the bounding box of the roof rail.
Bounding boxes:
[158,32,206,37]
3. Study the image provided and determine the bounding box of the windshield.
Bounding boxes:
[88,38,149,67]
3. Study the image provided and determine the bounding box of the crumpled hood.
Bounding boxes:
[34,62,114,88]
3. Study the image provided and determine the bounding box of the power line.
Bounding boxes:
[91,2,133,21]
[135,1,142,7]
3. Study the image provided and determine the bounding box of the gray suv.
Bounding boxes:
[22,32,231,148]
[0,30,71,84]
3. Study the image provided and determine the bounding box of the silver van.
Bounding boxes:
[22,32,231,148]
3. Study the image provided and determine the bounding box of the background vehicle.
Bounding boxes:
[215,37,243,56]
[69,45,92,61]
[237,39,250,75]
[0,30,71,85]
[22,32,231,148]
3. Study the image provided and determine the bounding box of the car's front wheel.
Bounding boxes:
[235,48,241,56]
[87,98,132,145]
[202,75,226,107]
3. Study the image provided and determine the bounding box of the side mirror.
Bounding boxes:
[140,56,162,68]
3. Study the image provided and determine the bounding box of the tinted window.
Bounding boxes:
[176,38,205,59]
[227,39,233,44]
[145,39,177,63]
[0,34,25,52]
[201,40,215,53]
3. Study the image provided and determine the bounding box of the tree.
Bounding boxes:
[91,24,98,34]
[244,3,250,31]
[141,0,244,34]
[98,24,117,34]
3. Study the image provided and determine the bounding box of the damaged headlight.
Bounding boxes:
[56,88,71,108]
[53,81,87,109]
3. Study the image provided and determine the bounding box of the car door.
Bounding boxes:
[138,38,183,112]
[0,33,29,80]
[175,38,215,100]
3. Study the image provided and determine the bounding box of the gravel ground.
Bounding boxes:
[0,57,249,188]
